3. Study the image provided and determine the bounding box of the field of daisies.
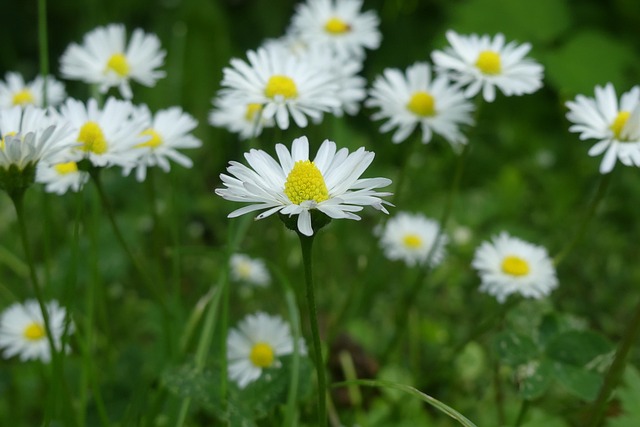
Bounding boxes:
[2,0,640,426]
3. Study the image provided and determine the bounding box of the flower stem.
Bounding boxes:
[298,232,327,426]
[391,134,422,206]
[514,399,530,427]
[38,0,49,104]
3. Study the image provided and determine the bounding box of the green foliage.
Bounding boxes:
[608,366,640,427]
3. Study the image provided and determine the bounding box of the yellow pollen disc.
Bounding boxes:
[324,17,351,34]
[407,91,436,117]
[245,103,263,122]
[137,129,163,148]
[475,50,502,75]
[249,342,275,368]
[23,322,46,341]
[237,261,253,279]
[610,111,631,139]
[12,89,35,106]
[78,121,108,154]
[284,160,329,205]
[54,161,79,175]
[105,53,130,77]
[501,255,530,277]
[402,234,423,249]
[264,75,298,99]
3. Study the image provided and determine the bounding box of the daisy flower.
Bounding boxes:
[0,300,73,362]
[122,105,202,181]
[36,151,89,195]
[0,72,66,108]
[227,312,305,388]
[366,62,475,146]
[215,135,392,236]
[289,0,381,59]
[219,45,340,130]
[565,83,640,174]
[378,212,448,267]
[230,253,271,287]
[472,232,558,303]
[432,30,544,102]
[59,23,166,99]
[208,94,274,140]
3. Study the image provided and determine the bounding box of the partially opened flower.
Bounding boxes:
[0,72,66,108]
[230,253,271,287]
[215,136,392,236]
[566,83,640,174]
[366,62,474,146]
[60,23,166,99]
[208,94,274,140]
[472,232,558,303]
[432,30,544,102]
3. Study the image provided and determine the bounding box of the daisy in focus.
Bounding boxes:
[230,253,271,287]
[215,135,392,236]
[208,94,274,140]
[472,232,558,303]
[378,212,447,267]
[59,23,166,99]
[565,83,640,174]
[0,300,72,362]
[366,62,474,146]
[0,72,66,108]
[432,30,544,102]
[227,312,304,388]
[289,0,381,59]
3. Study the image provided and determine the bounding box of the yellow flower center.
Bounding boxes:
[78,121,108,154]
[403,234,423,249]
[475,50,502,75]
[249,342,275,368]
[12,89,35,106]
[407,91,436,117]
[23,322,46,341]
[236,260,253,279]
[105,53,130,77]
[501,255,530,277]
[245,103,263,122]
[54,161,79,175]
[264,75,298,100]
[284,160,329,205]
[324,17,351,34]
[610,111,631,140]
[137,129,163,149]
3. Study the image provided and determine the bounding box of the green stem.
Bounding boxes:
[38,0,49,105]
[391,134,422,206]
[283,289,302,427]
[514,399,530,427]
[298,232,327,426]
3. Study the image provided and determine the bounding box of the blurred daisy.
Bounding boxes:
[220,45,340,130]
[60,23,166,99]
[289,0,381,59]
[208,94,274,140]
[0,300,72,362]
[227,312,304,388]
[0,72,66,108]
[432,30,544,102]
[472,232,558,303]
[566,83,640,174]
[215,135,392,236]
[122,105,202,181]
[366,62,474,146]
[378,212,447,267]
[230,253,271,287]
[36,154,88,195]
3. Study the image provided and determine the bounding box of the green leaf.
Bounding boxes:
[608,366,640,427]
[518,359,554,400]
[552,362,603,401]
[161,362,223,412]
[545,330,613,366]
[494,331,539,366]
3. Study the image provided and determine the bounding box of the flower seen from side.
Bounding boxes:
[472,232,558,303]
[208,94,274,140]
[230,254,271,287]
[0,72,66,108]
[36,154,89,195]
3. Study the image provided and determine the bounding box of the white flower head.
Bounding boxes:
[378,212,447,267]
[230,253,271,287]
[472,232,558,303]
[0,72,66,108]
[0,300,73,362]
[208,93,275,140]
[366,62,475,146]
[432,30,544,102]
[215,136,393,236]
[227,312,305,388]
[565,83,640,174]
[36,150,89,195]
[60,23,166,99]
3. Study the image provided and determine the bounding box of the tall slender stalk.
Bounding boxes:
[38,0,49,103]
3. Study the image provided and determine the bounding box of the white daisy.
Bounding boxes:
[208,94,274,140]
[36,152,89,195]
[471,232,558,303]
[289,0,381,59]
[0,72,66,108]
[230,253,271,287]
[59,23,166,99]
[227,312,304,388]
[366,62,475,146]
[219,45,340,130]
[215,135,392,236]
[565,83,640,174]
[432,30,544,103]
[0,299,73,362]
[378,212,447,267]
